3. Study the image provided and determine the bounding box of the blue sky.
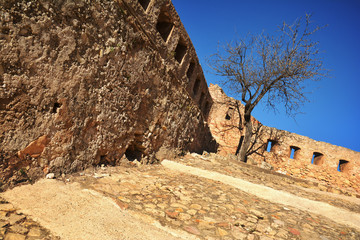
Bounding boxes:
[172,0,360,152]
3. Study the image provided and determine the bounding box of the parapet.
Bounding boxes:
[208,84,360,195]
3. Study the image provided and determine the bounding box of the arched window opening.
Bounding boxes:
[338,160,350,173]
[289,146,301,160]
[311,152,324,165]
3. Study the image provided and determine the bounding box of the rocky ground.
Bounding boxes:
[0,198,59,240]
[1,153,360,240]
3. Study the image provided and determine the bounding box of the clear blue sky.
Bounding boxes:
[172,0,360,152]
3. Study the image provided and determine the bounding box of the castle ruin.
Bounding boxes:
[0,0,358,193]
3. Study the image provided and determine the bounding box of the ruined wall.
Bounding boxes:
[208,84,360,195]
[0,0,216,189]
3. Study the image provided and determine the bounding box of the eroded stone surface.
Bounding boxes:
[207,84,360,196]
[0,0,216,190]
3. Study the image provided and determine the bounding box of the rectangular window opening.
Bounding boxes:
[192,78,200,96]
[199,92,205,107]
[174,40,187,64]
[266,140,278,153]
[289,146,300,159]
[311,152,324,165]
[156,10,173,42]
[187,61,195,79]
[204,101,211,115]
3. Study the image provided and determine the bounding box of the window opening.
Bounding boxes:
[199,92,205,107]
[289,146,300,159]
[52,102,61,113]
[225,107,234,120]
[266,140,278,153]
[156,10,173,42]
[187,61,195,79]
[204,101,210,115]
[311,152,324,165]
[138,0,150,11]
[338,160,350,173]
[174,39,187,64]
[193,78,200,96]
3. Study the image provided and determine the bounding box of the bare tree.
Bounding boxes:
[209,14,327,162]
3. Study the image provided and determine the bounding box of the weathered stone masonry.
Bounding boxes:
[0,0,216,189]
[208,84,360,194]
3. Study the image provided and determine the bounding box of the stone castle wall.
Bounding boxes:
[0,0,216,189]
[208,84,360,194]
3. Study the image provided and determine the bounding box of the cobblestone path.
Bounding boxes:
[1,153,360,240]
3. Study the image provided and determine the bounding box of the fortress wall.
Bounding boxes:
[0,0,216,190]
[208,84,360,194]
[122,0,213,119]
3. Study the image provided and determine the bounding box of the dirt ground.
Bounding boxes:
[1,178,198,240]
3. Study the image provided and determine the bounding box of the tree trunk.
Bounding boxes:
[237,113,252,162]
[235,135,244,155]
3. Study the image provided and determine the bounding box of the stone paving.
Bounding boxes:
[1,153,360,240]
[177,153,360,214]
[0,197,59,240]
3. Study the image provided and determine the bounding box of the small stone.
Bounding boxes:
[224,204,235,210]
[249,209,265,219]
[247,234,255,240]
[231,228,247,240]
[8,214,25,225]
[118,196,131,203]
[217,228,228,236]
[271,219,284,228]
[165,211,179,219]
[144,203,156,209]
[115,201,128,210]
[187,209,197,216]
[246,216,258,223]
[179,213,191,221]
[170,203,188,209]
[175,208,184,213]
[4,233,26,240]
[289,227,301,236]
[189,204,202,210]
[198,221,215,230]
[183,225,201,235]
[216,222,231,229]
[10,225,28,235]
[134,204,143,210]
[27,227,42,237]
[259,236,273,240]
[0,204,15,212]
[45,173,55,179]
[256,223,271,233]
[156,203,167,209]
